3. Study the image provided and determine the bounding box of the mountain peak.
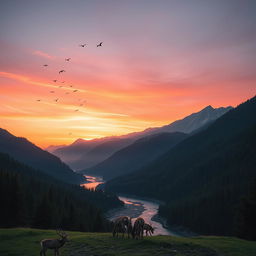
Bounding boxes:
[202,105,214,111]
[71,138,86,145]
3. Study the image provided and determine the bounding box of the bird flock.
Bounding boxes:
[37,42,103,134]
[36,42,103,124]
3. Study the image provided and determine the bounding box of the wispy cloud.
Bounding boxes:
[32,50,55,60]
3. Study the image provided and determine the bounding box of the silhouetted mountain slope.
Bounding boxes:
[83,132,187,180]
[0,152,121,231]
[106,96,256,235]
[0,129,83,184]
[52,106,231,171]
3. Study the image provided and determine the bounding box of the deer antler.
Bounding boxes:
[56,229,66,237]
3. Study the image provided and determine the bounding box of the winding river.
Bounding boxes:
[82,175,177,236]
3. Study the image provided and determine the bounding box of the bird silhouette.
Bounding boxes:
[97,42,103,47]
[59,86,63,88]
[54,98,59,102]
[43,64,48,67]
[79,104,83,106]
[65,58,71,61]
[73,90,78,92]
[36,99,41,102]
[65,92,70,95]
[74,109,79,112]
[50,91,55,93]
[53,80,57,82]
[79,44,86,47]
[59,70,65,74]
[61,81,65,83]
[70,85,73,87]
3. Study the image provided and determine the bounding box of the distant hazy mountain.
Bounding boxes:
[83,132,187,180]
[45,144,66,152]
[52,105,232,171]
[105,96,256,235]
[53,137,134,171]
[0,128,84,184]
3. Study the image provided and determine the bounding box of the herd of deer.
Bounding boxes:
[40,216,154,255]
[112,216,154,239]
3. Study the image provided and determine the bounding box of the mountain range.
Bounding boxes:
[50,105,232,171]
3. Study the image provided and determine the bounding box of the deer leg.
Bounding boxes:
[40,248,46,256]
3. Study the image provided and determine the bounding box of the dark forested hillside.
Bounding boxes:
[106,96,256,235]
[0,129,83,184]
[0,152,122,231]
[84,132,187,180]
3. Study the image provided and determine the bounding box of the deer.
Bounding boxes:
[132,217,145,239]
[112,216,132,238]
[143,223,154,236]
[40,229,68,256]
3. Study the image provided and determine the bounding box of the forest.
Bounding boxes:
[0,152,122,232]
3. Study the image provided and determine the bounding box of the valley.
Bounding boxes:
[82,175,175,236]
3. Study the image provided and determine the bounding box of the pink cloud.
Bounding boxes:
[32,50,55,60]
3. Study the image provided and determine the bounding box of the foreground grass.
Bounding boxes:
[0,228,256,256]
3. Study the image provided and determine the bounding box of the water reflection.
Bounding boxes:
[109,196,175,236]
[81,175,103,190]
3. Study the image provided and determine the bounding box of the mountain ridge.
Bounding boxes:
[0,128,84,184]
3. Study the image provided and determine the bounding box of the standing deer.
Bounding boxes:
[132,217,145,239]
[40,229,68,256]
[112,216,132,238]
[143,223,154,236]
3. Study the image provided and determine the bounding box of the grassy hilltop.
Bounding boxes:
[1,228,256,256]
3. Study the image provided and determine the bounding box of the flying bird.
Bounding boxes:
[36,99,41,102]
[59,70,65,74]
[69,85,73,87]
[65,58,71,61]
[74,109,79,112]
[61,81,65,83]
[79,104,84,106]
[54,98,59,102]
[79,44,86,47]
[97,42,103,47]
[50,91,55,93]
[53,80,57,82]
[65,92,70,95]
[73,90,78,92]
[43,64,48,67]
[59,86,63,88]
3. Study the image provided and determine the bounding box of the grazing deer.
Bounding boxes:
[40,229,68,256]
[143,223,154,236]
[132,217,145,239]
[112,216,132,238]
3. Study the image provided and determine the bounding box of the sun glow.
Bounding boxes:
[1,1,255,148]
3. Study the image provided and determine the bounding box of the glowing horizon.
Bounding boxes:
[1,0,255,148]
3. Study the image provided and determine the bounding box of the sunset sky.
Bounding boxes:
[0,0,255,148]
